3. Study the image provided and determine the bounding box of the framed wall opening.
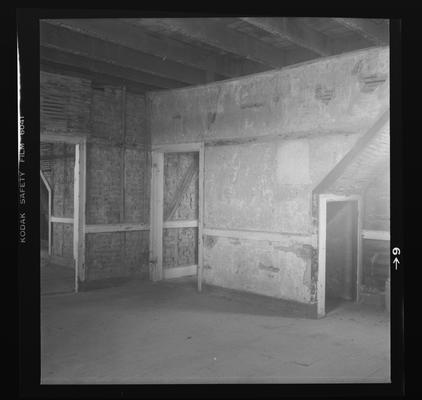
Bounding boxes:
[317,194,362,318]
[150,143,204,291]
[40,134,86,294]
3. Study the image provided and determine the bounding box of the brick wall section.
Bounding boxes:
[40,71,151,281]
[85,83,150,280]
[40,72,91,136]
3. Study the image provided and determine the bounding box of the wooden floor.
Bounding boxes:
[41,277,390,384]
[41,249,74,295]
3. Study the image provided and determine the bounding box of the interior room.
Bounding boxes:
[38,16,391,384]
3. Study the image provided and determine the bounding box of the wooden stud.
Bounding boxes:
[40,170,52,256]
[149,151,164,281]
[73,143,80,293]
[198,143,205,292]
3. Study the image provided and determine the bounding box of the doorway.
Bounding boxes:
[40,135,86,295]
[317,194,362,317]
[325,200,358,312]
[150,143,204,290]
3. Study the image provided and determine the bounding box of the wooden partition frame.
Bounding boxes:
[150,143,204,291]
[40,134,86,293]
[317,194,362,318]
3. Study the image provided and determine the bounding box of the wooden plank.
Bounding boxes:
[313,108,390,194]
[149,152,164,281]
[85,223,150,233]
[78,140,86,283]
[198,143,205,292]
[317,195,327,318]
[51,216,74,224]
[40,170,52,256]
[46,19,267,78]
[241,17,331,57]
[362,230,390,241]
[73,143,80,293]
[152,143,202,153]
[332,18,389,46]
[40,46,180,91]
[164,160,197,221]
[163,265,197,279]
[131,18,313,69]
[203,228,313,244]
[356,197,363,304]
[40,22,207,85]
[163,220,198,229]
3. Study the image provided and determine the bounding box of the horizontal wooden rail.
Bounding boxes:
[362,230,390,241]
[51,216,74,224]
[85,223,150,233]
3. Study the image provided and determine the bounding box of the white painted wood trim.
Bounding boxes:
[198,143,204,292]
[163,220,198,229]
[163,265,197,279]
[362,230,390,241]
[73,143,80,293]
[152,142,202,153]
[51,216,74,224]
[356,197,363,304]
[203,227,313,243]
[149,151,164,282]
[317,196,327,318]
[85,223,150,233]
[40,170,52,256]
[78,140,87,283]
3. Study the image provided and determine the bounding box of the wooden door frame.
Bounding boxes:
[40,134,86,293]
[317,194,362,318]
[150,143,204,291]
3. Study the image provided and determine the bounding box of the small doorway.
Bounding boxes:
[325,200,358,312]
[150,143,204,290]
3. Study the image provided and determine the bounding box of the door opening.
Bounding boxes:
[325,200,358,312]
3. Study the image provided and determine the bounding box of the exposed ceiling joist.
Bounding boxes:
[46,19,268,78]
[127,18,314,69]
[332,18,389,46]
[40,46,179,91]
[40,21,208,86]
[240,17,332,57]
[40,61,161,94]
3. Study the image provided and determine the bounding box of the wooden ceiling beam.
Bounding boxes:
[128,18,314,69]
[40,21,207,86]
[332,18,389,46]
[241,17,332,57]
[40,46,185,90]
[45,19,268,78]
[40,60,162,94]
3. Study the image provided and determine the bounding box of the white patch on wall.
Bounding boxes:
[276,140,311,184]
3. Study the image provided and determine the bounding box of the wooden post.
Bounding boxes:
[197,143,204,292]
[40,170,52,256]
[149,151,164,281]
[73,143,80,293]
